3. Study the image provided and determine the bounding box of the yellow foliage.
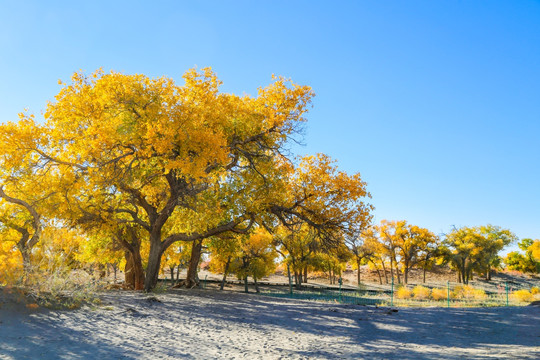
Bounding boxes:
[452,285,487,300]
[431,288,447,301]
[395,286,412,299]
[512,289,533,302]
[412,285,430,300]
[530,286,539,295]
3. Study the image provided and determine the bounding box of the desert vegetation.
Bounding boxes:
[0,69,538,309]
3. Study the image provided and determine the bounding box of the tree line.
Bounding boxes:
[0,69,538,293]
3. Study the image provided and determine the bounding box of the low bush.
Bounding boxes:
[395,286,412,299]
[530,286,539,295]
[431,288,447,301]
[412,285,430,300]
[452,285,487,300]
[512,289,532,303]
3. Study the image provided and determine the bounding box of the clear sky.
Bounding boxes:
[1,1,539,250]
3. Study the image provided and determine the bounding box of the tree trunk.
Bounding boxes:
[144,234,164,292]
[376,268,382,285]
[404,266,409,285]
[183,239,203,288]
[244,275,249,293]
[389,256,394,284]
[303,266,308,283]
[113,264,117,283]
[254,276,260,293]
[294,271,301,289]
[381,260,388,284]
[170,266,175,284]
[124,250,135,289]
[356,259,361,285]
[20,246,31,284]
[487,264,492,281]
[423,267,426,283]
[176,266,180,282]
[124,249,145,290]
[395,259,401,284]
[220,256,231,291]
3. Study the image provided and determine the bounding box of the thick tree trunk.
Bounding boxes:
[144,234,164,292]
[220,256,231,291]
[183,239,203,288]
[19,246,32,286]
[112,264,117,282]
[244,275,249,293]
[124,249,145,290]
[404,266,409,285]
[124,251,135,289]
[303,266,308,283]
[120,228,145,290]
[254,276,260,293]
[170,266,175,284]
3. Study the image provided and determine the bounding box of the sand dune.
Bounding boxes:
[1,289,539,359]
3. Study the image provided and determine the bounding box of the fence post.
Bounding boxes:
[391,277,394,307]
[505,281,509,306]
[287,264,293,295]
[447,281,450,308]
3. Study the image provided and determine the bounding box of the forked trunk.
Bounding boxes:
[124,249,145,290]
[295,271,301,289]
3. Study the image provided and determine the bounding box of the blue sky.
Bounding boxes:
[1,1,539,250]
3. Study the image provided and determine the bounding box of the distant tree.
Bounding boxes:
[443,225,516,284]
[504,238,540,274]
[226,229,277,293]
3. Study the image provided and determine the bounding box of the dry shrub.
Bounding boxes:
[512,289,533,303]
[395,286,412,299]
[530,286,540,295]
[412,285,430,300]
[452,285,487,300]
[26,267,102,309]
[431,288,447,301]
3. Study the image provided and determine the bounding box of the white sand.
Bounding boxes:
[1,289,539,359]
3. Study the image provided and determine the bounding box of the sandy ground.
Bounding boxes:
[1,289,539,360]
